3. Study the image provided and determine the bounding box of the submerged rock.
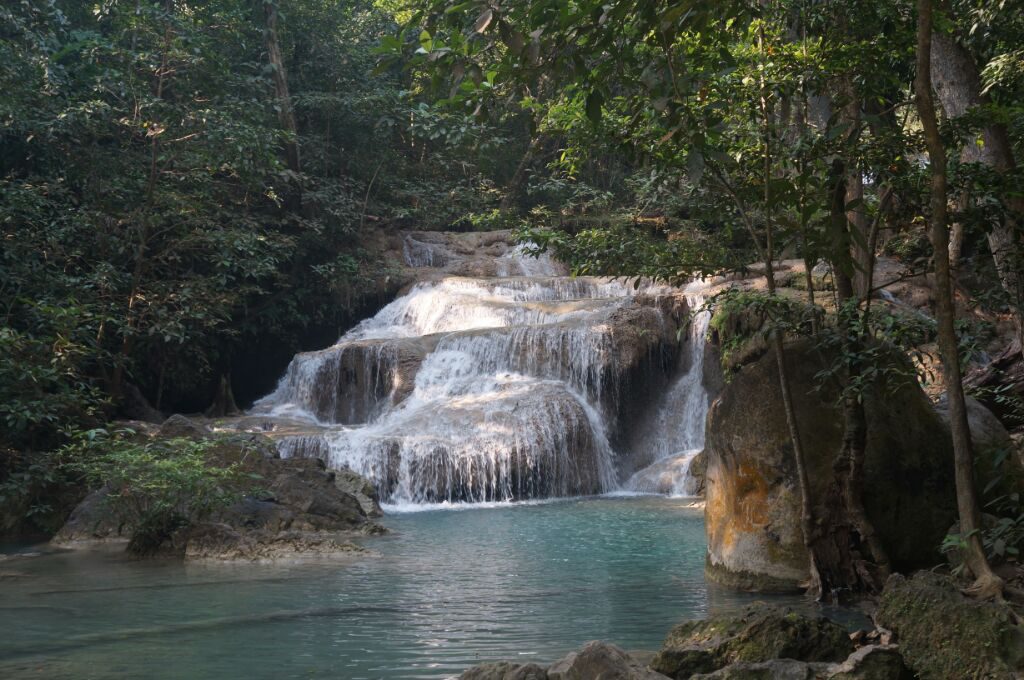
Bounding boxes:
[650,605,853,679]
[876,571,1024,679]
[703,336,961,592]
[179,524,368,562]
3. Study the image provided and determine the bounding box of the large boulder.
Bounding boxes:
[703,337,961,591]
[876,571,1024,679]
[650,605,853,679]
[53,418,384,559]
[685,646,907,680]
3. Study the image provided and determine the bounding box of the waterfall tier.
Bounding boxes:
[250,231,712,506]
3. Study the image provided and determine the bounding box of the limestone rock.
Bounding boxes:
[459,662,548,680]
[52,430,384,558]
[650,605,853,679]
[334,467,383,517]
[703,338,959,591]
[934,395,1013,454]
[157,413,212,439]
[180,523,368,561]
[548,641,670,680]
[876,571,1024,679]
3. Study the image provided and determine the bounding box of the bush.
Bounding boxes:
[66,429,253,555]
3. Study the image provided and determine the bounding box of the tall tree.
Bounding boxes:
[930,0,1024,344]
[915,0,1003,599]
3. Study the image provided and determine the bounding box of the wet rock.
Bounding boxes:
[547,641,669,680]
[273,337,434,424]
[650,605,853,679]
[157,414,212,439]
[459,661,548,680]
[876,571,1024,679]
[334,467,383,517]
[703,337,960,591]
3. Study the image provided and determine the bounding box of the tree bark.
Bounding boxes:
[916,0,1003,598]
[930,3,1024,344]
[263,1,302,180]
[840,80,873,299]
[499,134,545,213]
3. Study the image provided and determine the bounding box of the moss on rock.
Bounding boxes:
[876,571,1024,679]
[650,605,853,679]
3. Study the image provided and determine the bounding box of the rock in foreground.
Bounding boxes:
[458,607,907,680]
[459,642,670,680]
[650,605,853,678]
[876,571,1024,679]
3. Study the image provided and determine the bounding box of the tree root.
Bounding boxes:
[963,572,1005,601]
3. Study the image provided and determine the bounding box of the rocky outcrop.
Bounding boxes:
[459,642,669,680]
[548,641,669,680]
[650,605,853,679]
[703,337,963,591]
[876,571,1024,679]
[54,416,384,560]
[179,524,369,562]
[457,608,906,680]
[460,662,549,680]
[268,336,433,425]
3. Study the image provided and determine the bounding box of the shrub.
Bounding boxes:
[66,429,253,555]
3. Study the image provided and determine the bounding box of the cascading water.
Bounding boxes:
[252,232,713,506]
[625,281,712,496]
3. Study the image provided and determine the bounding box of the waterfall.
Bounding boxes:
[252,233,711,506]
[625,281,712,496]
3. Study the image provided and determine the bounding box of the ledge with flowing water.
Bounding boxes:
[243,230,715,506]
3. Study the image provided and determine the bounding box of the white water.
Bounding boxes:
[625,283,711,496]
[253,235,712,505]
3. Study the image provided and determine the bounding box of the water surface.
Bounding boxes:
[0,496,835,679]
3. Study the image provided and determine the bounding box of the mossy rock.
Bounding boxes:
[876,571,1024,679]
[650,605,853,679]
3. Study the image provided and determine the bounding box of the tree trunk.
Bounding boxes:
[500,134,545,213]
[800,163,891,601]
[930,3,1024,345]
[916,0,1003,598]
[756,15,822,598]
[840,81,873,299]
[263,0,302,207]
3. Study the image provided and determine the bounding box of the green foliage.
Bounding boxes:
[0,0,532,461]
[66,428,252,555]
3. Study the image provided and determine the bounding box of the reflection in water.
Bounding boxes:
[0,497,853,680]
